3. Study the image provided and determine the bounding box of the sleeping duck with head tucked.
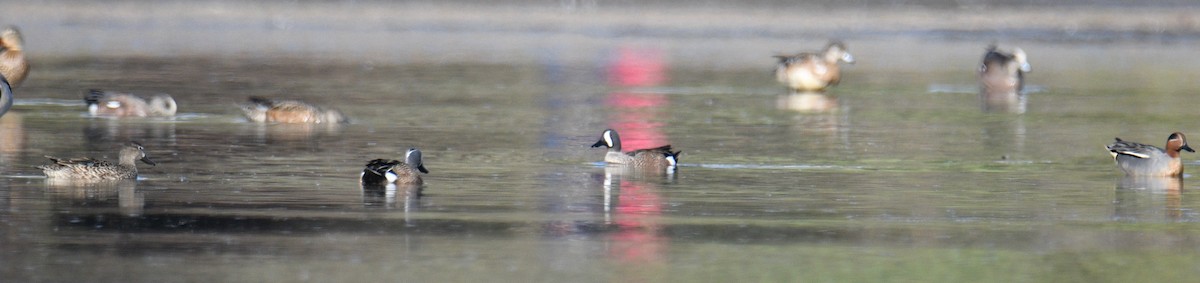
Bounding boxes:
[85,89,178,117]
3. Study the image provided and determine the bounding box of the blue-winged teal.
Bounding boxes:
[86,89,178,117]
[0,76,11,117]
[39,142,156,180]
[361,148,428,185]
[774,41,855,92]
[1106,132,1194,177]
[240,96,348,124]
[979,45,1030,94]
[591,129,680,170]
[0,26,28,88]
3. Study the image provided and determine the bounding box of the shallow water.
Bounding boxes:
[5,2,1200,282]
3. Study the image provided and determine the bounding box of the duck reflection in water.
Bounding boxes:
[246,122,345,144]
[776,90,839,113]
[361,183,423,212]
[600,167,667,264]
[1114,176,1183,221]
[776,90,849,147]
[978,45,1031,113]
[83,118,177,148]
[0,111,24,165]
[46,179,144,217]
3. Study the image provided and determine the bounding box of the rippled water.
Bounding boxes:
[5,2,1200,282]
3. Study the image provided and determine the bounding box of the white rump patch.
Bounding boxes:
[106,101,121,108]
[385,171,398,182]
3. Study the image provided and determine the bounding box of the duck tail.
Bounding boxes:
[150,94,178,116]
[665,150,681,166]
[361,159,399,185]
[246,96,274,107]
[84,89,105,106]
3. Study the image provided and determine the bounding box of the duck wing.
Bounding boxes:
[1106,138,1161,159]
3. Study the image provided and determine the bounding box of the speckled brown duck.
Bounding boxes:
[591,129,680,170]
[39,142,156,181]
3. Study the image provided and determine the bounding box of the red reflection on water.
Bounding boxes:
[603,45,669,265]
[605,46,670,151]
[608,47,666,87]
[609,180,664,263]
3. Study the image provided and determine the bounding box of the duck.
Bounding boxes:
[0,26,28,88]
[240,96,349,124]
[85,89,178,117]
[1106,132,1194,177]
[38,142,156,181]
[978,45,1031,94]
[591,129,680,170]
[361,148,429,185]
[773,40,855,92]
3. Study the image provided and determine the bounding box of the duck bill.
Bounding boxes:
[1183,144,1195,153]
[417,165,429,174]
[591,139,606,148]
[141,156,157,166]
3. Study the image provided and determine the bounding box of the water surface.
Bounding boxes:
[4,2,1200,282]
